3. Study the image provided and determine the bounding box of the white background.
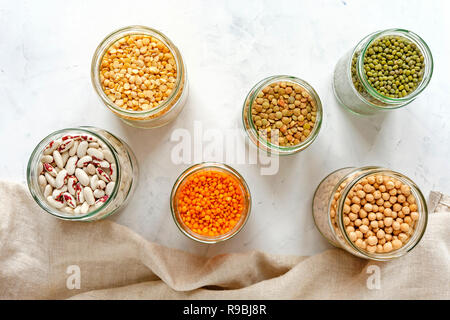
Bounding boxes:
[0,0,449,256]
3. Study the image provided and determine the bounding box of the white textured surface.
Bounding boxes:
[0,0,449,256]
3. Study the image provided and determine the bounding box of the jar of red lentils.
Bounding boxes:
[170,162,252,243]
[242,75,323,155]
[91,25,188,129]
[312,166,428,261]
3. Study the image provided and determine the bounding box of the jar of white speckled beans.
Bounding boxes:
[27,126,138,221]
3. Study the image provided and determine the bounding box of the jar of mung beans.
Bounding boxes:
[242,75,323,155]
[333,29,433,115]
[27,126,138,221]
[312,166,428,261]
[91,25,188,129]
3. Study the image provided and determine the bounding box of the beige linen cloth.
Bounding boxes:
[0,181,449,300]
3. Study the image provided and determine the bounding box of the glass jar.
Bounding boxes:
[242,75,323,155]
[27,126,138,221]
[312,166,428,261]
[170,162,252,243]
[91,25,188,129]
[333,29,433,115]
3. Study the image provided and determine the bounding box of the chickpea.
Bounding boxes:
[343,204,351,214]
[392,239,403,250]
[354,219,362,227]
[349,231,357,242]
[398,233,408,243]
[386,181,395,190]
[377,229,385,239]
[351,204,360,214]
[384,208,392,217]
[370,220,379,229]
[349,213,358,221]
[373,190,381,199]
[384,217,393,227]
[411,211,419,221]
[359,225,369,234]
[364,203,373,212]
[393,203,402,212]
[356,190,366,199]
[366,245,377,253]
[343,216,350,226]
[352,196,361,204]
[383,241,393,252]
[359,209,368,218]
[400,223,410,232]
[367,236,378,246]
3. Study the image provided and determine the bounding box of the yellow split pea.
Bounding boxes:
[100,34,177,112]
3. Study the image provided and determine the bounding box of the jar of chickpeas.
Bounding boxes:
[312,167,428,261]
[333,28,433,115]
[242,75,323,155]
[91,26,188,129]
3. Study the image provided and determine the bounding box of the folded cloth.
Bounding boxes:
[0,181,448,299]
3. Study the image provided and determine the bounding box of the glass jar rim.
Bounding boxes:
[330,166,428,260]
[90,25,185,117]
[170,162,252,244]
[356,28,434,106]
[243,75,323,153]
[26,126,121,220]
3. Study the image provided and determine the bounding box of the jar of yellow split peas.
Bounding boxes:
[170,162,252,243]
[312,166,428,261]
[91,25,188,129]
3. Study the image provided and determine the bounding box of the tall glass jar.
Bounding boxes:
[91,25,188,129]
[312,166,428,261]
[242,75,323,155]
[170,162,252,244]
[27,126,138,221]
[333,29,433,115]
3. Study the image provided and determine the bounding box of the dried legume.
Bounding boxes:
[339,174,419,253]
[100,34,177,111]
[177,170,245,237]
[251,81,318,147]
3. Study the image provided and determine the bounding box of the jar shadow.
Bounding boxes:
[334,95,389,147]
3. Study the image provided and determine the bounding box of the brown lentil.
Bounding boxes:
[251,81,318,147]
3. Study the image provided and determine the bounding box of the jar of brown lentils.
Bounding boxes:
[312,166,428,261]
[242,75,323,155]
[91,26,188,129]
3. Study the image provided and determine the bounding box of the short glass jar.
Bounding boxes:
[242,75,323,155]
[170,162,252,243]
[27,126,138,221]
[91,25,188,129]
[312,166,428,261]
[333,28,433,115]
